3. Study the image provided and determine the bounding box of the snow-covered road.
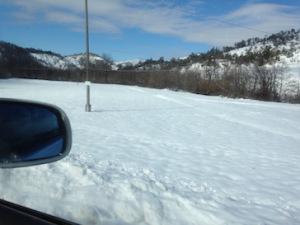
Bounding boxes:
[1,79,300,225]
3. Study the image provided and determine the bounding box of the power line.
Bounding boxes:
[207,18,272,35]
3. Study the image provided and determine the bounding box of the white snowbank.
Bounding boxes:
[0,79,300,225]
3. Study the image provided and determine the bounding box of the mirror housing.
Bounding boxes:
[0,99,72,168]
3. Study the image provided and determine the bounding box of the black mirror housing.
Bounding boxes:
[0,99,72,168]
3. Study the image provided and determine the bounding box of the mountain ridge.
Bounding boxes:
[0,41,113,70]
[1,28,300,74]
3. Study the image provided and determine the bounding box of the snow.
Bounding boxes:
[30,53,107,70]
[186,62,202,72]
[30,53,71,70]
[1,78,300,225]
[178,56,188,60]
[228,39,300,78]
[64,55,83,69]
[228,43,272,57]
[111,64,119,71]
[116,59,143,66]
[64,54,105,69]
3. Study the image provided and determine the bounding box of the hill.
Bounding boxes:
[124,29,300,74]
[0,42,114,70]
[1,28,300,102]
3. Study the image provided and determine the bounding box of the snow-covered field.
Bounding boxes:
[1,79,300,225]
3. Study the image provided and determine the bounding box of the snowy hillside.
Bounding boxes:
[116,59,144,70]
[128,29,300,77]
[64,53,105,69]
[30,53,75,70]
[0,41,115,70]
[228,37,300,77]
[2,29,300,74]
[0,79,300,225]
[115,59,142,66]
[30,52,113,70]
[185,46,300,77]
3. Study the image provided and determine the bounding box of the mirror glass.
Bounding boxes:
[0,101,66,165]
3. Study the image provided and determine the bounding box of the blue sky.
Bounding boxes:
[0,0,299,61]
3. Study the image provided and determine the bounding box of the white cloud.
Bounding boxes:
[3,0,300,46]
[45,11,82,24]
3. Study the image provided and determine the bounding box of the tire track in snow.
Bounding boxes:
[154,94,193,107]
[128,86,148,93]
[152,93,300,141]
[214,114,300,141]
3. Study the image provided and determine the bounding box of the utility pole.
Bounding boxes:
[85,0,91,112]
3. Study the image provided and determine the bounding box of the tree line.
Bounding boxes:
[1,63,299,103]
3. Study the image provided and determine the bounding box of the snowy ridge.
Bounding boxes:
[30,53,73,70]
[127,29,300,77]
[184,41,300,75]
[30,52,111,70]
[177,33,300,99]
[64,53,105,69]
[2,28,300,74]
[0,79,300,225]
[115,59,143,66]
[228,40,300,75]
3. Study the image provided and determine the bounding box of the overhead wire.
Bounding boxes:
[206,18,272,35]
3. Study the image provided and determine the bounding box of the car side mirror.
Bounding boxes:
[0,99,72,168]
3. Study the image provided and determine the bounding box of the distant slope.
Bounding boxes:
[2,28,299,73]
[227,29,300,73]
[64,53,109,70]
[31,52,113,70]
[0,41,44,70]
[30,52,75,70]
[125,29,300,75]
[0,42,114,71]
[1,28,300,102]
